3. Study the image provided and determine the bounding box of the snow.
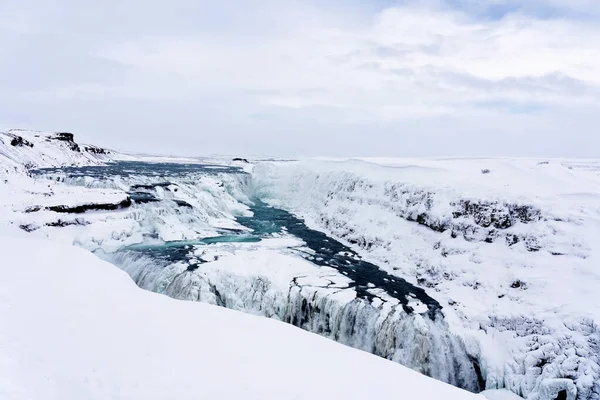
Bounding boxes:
[0,225,481,400]
[2,129,599,399]
[253,157,600,400]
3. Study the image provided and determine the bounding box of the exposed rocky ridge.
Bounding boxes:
[318,179,546,252]
[24,197,133,214]
[8,133,34,148]
[0,129,122,171]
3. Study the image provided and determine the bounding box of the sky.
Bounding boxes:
[0,0,599,157]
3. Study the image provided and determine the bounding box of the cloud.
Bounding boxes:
[0,0,599,156]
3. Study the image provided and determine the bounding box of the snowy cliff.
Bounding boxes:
[252,158,600,400]
[0,129,129,172]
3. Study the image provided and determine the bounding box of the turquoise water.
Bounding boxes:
[123,235,262,263]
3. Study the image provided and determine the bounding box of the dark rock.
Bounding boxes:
[505,234,520,246]
[54,132,75,142]
[524,236,541,252]
[556,390,567,400]
[173,199,193,208]
[232,158,249,163]
[130,184,154,190]
[51,132,80,152]
[19,224,39,232]
[84,145,111,155]
[129,192,161,204]
[452,200,541,230]
[470,358,486,392]
[187,263,201,272]
[510,280,526,289]
[46,218,89,227]
[130,183,172,191]
[10,135,34,148]
[46,197,132,213]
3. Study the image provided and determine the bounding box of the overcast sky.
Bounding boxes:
[1,0,599,157]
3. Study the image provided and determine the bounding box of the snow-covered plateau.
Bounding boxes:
[1,129,598,400]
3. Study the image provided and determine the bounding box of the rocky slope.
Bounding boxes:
[0,129,133,172]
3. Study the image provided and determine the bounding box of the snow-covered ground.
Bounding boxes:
[0,225,482,400]
[1,129,599,400]
[253,158,600,400]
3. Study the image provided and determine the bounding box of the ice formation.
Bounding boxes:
[251,159,600,400]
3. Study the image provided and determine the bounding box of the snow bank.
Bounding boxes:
[252,158,600,400]
[0,226,481,400]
